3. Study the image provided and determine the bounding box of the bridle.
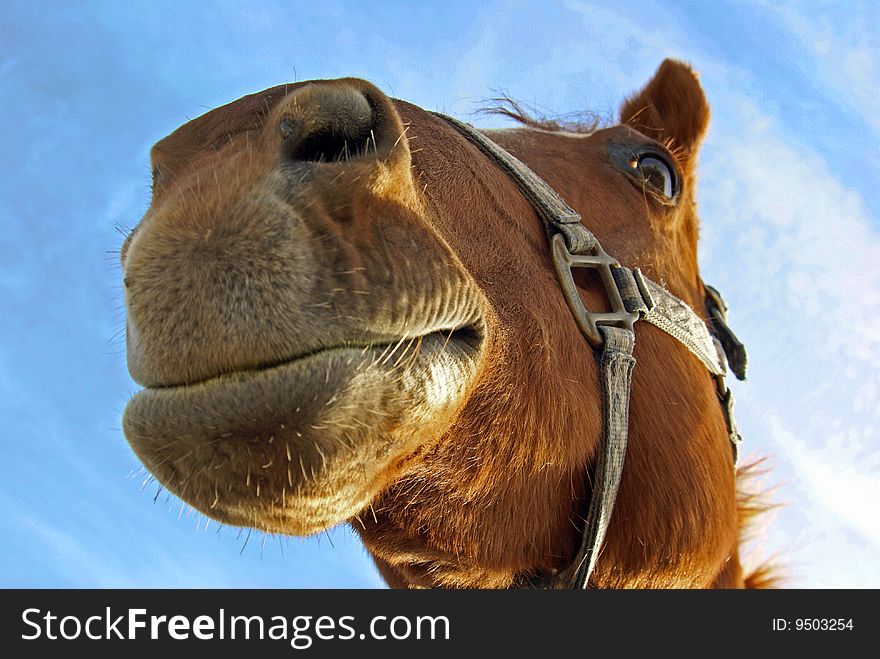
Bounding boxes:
[434,113,747,589]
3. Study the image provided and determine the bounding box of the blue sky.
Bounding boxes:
[1,0,877,588]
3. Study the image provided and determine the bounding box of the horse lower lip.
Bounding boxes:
[124,326,483,442]
[121,330,482,533]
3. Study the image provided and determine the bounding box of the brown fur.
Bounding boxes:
[121,60,769,588]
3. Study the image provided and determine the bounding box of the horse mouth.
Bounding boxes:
[122,323,483,535]
[137,325,481,392]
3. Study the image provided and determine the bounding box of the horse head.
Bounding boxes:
[122,59,751,588]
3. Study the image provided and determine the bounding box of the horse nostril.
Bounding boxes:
[281,114,375,163]
[278,86,380,164]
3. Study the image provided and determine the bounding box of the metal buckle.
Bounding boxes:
[551,233,639,348]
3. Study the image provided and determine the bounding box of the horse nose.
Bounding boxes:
[274,81,407,166]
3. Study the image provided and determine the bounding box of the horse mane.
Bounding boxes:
[736,459,783,588]
[478,95,602,134]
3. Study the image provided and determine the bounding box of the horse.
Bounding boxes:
[121,59,770,588]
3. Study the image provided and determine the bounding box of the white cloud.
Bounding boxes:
[444,0,696,123]
[769,416,880,546]
[701,93,880,403]
[5,507,220,588]
[759,0,880,136]
[695,54,880,585]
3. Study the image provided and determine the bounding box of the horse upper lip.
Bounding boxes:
[141,340,391,391]
[139,323,483,391]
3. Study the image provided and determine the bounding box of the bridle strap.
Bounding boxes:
[564,325,635,588]
[433,112,745,589]
[620,266,726,376]
[432,112,598,253]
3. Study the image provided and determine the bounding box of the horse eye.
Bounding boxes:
[636,155,676,198]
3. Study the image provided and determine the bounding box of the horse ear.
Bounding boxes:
[620,59,710,160]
